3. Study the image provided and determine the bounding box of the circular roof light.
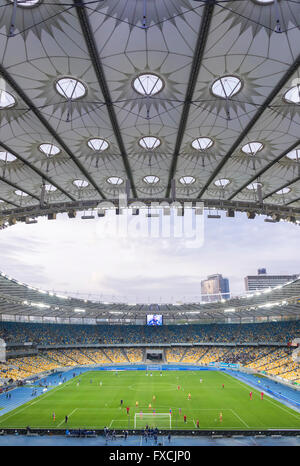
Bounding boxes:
[133,73,164,96]
[73,179,89,188]
[214,178,230,188]
[107,177,123,185]
[253,0,274,4]
[45,184,57,192]
[241,141,264,155]
[87,138,109,152]
[286,148,300,161]
[143,175,160,185]
[55,77,86,100]
[179,176,196,185]
[139,136,161,150]
[284,86,300,104]
[0,151,16,162]
[0,89,16,109]
[211,76,242,99]
[247,182,262,191]
[39,143,61,157]
[15,190,28,197]
[276,187,291,195]
[9,0,41,6]
[191,137,213,151]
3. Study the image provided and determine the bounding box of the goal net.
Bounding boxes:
[146,365,162,371]
[134,413,171,430]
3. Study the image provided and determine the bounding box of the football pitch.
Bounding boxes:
[0,370,300,431]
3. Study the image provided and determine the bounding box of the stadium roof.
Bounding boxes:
[0,271,299,322]
[0,0,300,224]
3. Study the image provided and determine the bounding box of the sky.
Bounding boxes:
[0,210,299,303]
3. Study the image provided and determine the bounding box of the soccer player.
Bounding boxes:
[160,372,162,377]
[183,415,187,423]
[179,407,182,416]
[169,408,172,416]
[249,391,253,400]
[177,385,180,390]
[149,403,152,409]
[261,392,264,400]
[188,393,191,400]
[52,412,55,421]
[120,399,123,406]
[100,381,102,386]
[196,419,199,428]
[136,401,139,407]
[200,379,202,383]
[65,415,68,423]
[219,412,223,423]
[153,395,156,401]
[222,384,224,389]
[126,406,130,415]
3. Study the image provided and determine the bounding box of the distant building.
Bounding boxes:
[244,268,298,292]
[201,274,230,302]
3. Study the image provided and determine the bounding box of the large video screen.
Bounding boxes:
[146,314,163,326]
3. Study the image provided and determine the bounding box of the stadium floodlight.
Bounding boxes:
[81,214,95,219]
[207,214,221,219]
[74,308,85,313]
[226,209,235,217]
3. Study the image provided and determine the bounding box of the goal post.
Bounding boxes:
[146,365,162,371]
[134,413,171,430]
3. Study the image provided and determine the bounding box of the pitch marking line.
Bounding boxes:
[230,409,250,428]
[222,372,300,420]
[0,378,75,423]
[57,408,78,427]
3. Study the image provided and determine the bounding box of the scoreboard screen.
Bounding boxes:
[146,315,163,326]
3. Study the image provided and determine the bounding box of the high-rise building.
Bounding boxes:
[201,274,230,302]
[244,268,298,292]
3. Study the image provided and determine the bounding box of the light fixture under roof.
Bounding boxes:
[214,178,230,187]
[0,151,16,162]
[143,175,160,185]
[253,0,274,4]
[45,184,57,192]
[191,137,213,151]
[286,148,300,161]
[9,0,41,6]
[133,73,164,96]
[73,179,89,188]
[241,142,264,155]
[39,143,61,157]
[87,138,109,152]
[247,182,262,190]
[284,86,300,104]
[276,187,291,195]
[0,89,16,109]
[15,190,28,197]
[179,176,196,185]
[139,136,161,150]
[107,176,124,185]
[55,77,86,100]
[211,76,242,99]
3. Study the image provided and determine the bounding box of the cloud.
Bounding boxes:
[0,211,298,302]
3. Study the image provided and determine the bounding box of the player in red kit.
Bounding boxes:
[126,406,130,415]
[249,391,252,400]
[222,384,224,389]
[261,392,264,400]
[183,415,187,423]
[196,419,199,428]
[178,385,180,390]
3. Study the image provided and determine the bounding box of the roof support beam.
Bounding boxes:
[73,0,137,198]
[197,54,300,199]
[264,176,300,202]
[0,65,106,199]
[0,175,40,201]
[166,0,215,197]
[228,138,300,201]
[0,141,76,202]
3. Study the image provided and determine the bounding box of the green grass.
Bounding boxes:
[0,370,299,430]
